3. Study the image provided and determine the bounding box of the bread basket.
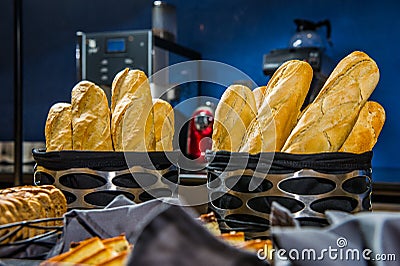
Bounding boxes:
[32,149,179,209]
[206,151,372,239]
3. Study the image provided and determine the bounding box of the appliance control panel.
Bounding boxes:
[78,30,152,87]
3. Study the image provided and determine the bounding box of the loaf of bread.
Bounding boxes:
[212,85,257,152]
[41,235,130,266]
[0,185,67,244]
[71,81,113,151]
[240,86,268,154]
[339,101,385,153]
[253,86,267,111]
[0,196,32,240]
[282,51,380,153]
[239,118,263,154]
[111,68,149,114]
[152,99,174,151]
[244,60,313,153]
[45,103,72,151]
[111,69,155,151]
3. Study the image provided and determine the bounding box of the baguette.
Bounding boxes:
[45,103,72,151]
[111,69,154,151]
[282,51,380,153]
[253,86,267,111]
[212,85,257,152]
[339,101,385,153]
[239,118,263,154]
[152,99,174,151]
[243,60,313,153]
[111,68,149,114]
[71,81,113,151]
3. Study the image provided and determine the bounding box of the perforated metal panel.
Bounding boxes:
[208,167,372,239]
[34,165,178,209]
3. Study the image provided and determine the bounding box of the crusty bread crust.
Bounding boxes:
[111,69,154,151]
[339,101,385,153]
[71,81,113,151]
[212,85,257,152]
[244,60,313,153]
[253,86,268,111]
[0,185,67,244]
[152,99,174,151]
[45,103,72,151]
[282,51,380,153]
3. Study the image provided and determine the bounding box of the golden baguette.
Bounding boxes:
[111,68,155,151]
[243,60,313,153]
[212,85,257,152]
[71,81,113,151]
[253,86,267,111]
[240,118,263,154]
[339,101,385,153]
[111,68,148,114]
[111,97,154,152]
[282,51,380,153]
[152,99,174,151]
[45,103,72,151]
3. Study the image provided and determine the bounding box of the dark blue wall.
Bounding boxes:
[1,0,399,180]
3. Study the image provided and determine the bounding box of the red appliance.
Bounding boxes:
[187,105,214,162]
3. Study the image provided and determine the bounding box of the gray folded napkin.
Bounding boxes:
[47,196,181,256]
[272,208,400,266]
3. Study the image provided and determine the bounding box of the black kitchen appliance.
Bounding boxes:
[76,30,201,102]
[263,19,334,107]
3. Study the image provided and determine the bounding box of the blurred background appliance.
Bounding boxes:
[152,0,177,42]
[187,102,214,162]
[263,19,334,108]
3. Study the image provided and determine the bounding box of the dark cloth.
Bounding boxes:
[47,195,267,266]
[205,151,372,174]
[272,209,400,266]
[127,202,268,266]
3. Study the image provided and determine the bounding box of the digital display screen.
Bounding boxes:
[106,38,126,53]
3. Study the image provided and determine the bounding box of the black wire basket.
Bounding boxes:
[206,151,373,239]
[32,149,179,209]
[0,217,63,259]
